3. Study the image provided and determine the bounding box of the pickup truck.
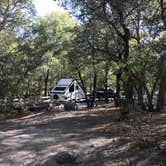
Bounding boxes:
[96,87,115,100]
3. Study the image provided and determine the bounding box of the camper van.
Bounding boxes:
[50,78,85,101]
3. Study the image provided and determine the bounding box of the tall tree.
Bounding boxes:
[31,12,76,96]
[0,0,35,32]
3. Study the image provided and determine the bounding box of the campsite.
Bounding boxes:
[0,0,166,165]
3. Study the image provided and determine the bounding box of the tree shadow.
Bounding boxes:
[0,109,165,165]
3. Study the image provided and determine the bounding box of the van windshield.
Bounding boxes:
[54,87,66,91]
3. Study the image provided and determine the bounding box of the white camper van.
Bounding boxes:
[50,78,85,101]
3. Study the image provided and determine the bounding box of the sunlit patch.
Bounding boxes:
[33,0,65,16]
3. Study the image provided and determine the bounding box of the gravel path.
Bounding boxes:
[0,109,165,166]
[0,110,120,166]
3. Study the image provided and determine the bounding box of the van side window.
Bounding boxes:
[76,85,79,90]
[69,84,74,92]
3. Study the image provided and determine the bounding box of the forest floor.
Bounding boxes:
[0,105,166,166]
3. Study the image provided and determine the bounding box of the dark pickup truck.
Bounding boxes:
[96,87,115,100]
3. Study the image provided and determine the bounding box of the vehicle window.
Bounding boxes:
[76,85,79,90]
[69,84,74,92]
[54,87,66,91]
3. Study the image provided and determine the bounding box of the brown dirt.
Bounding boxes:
[0,106,166,166]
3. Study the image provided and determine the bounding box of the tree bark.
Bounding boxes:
[144,77,159,112]
[123,27,133,104]
[137,87,143,105]
[104,65,109,103]
[90,48,97,107]
[156,80,165,111]
[44,69,49,96]
[115,70,121,106]
[91,71,97,107]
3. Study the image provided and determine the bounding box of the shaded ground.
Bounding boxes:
[0,106,166,166]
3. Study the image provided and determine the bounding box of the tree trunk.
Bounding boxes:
[137,87,146,110]
[91,72,97,107]
[122,27,133,118]
[156,53,166,111]
[156,79,165,111]
[147,94,154,111]
[91,48,97,107]
[124,78,134,104]
[104,63,109,103]
[25,79,31,98]
[115,70,121,106]
[137,88,143,105]
[44,69,49,96]
[123,27,133,103]
[123,27,130,60]
[144,79,158,112]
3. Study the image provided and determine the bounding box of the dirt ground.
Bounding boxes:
[0,106,166,166]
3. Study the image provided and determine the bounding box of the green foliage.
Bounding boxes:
[57,0,166,110]
[0,0,165,111]
[0,4,76,109]
[26,12,76,95]
[0,0,35,32]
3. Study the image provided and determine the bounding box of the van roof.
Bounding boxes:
[57,78,73,86]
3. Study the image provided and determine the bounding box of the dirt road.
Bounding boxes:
[0,108,165,166]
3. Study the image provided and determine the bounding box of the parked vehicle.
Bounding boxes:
[50,78,85,101]
[96,87,115,100]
